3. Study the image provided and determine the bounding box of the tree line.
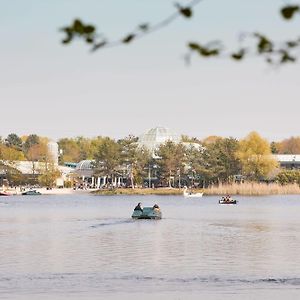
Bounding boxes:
[0,132,299,188]
[0,134,59,187]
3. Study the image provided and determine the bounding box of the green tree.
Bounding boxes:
[118,135,151,188]
[236,132,278,181]
[270,141,279,154]
[275,169,300,186]
[156,141,186,187]
[185,138,240,186]
[94,137,121,184]
[5,133,23,151]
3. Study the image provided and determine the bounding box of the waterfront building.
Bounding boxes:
[74,160,125,188]
[137,126,202,155]
[273,154,300,169]
[138,127,181,152]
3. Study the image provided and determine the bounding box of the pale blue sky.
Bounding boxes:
[0,0,299,141]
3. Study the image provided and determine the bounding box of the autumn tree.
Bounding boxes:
[236,132,278,181]
[27,143,48,174]
[38,163,61,188]
[58,138,81,163]
[277,136,300,154]
[0,143,26,185]
[23,134,40,155]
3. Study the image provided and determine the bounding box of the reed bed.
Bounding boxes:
[93,183,300,196]
[204,182,300,196]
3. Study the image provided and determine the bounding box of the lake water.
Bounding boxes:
[0,194,300,300]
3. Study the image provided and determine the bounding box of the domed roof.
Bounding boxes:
[75,160,94,170]
[138,127,181,151]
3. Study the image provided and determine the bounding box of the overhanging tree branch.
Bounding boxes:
[60,2,300,65]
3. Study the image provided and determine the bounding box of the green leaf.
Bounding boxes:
[188,42,220,57]
[84,25,95,34]
[85,36,94,44]
[122,34,135,44]
[91,41,107,51]
[281,6,299,20]
[138,23,149,31]
[175,4,192,18]
[286,40,298,48]
[231,49,246,60]
[254,33,273,54]
[188,43,200,50]
[280,50,296,64]
[61,27,73,44]
[72,19,85,34]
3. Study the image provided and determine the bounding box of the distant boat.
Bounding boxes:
[219,197,237,205]
[22,190,42,196]
[132,206,162,220]
[183,186,203,198]
[0,191,11,196]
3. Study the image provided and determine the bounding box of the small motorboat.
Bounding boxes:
[183,186,203,198]
[0,191,12,196]
[22,190,42,196]
[132,206,162,220]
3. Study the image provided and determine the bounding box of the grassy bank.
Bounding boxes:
[92,188,183,196]
[92,183,300,196]
[204,182,300,196]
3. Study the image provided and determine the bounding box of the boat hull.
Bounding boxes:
[132,207,162,220]
[22,190,42,196]
[184,193,203,198]
[219,200,237,204]
[0,192,11,196]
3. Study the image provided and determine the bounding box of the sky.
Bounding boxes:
[0,0,299,142]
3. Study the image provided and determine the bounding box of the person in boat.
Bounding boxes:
[134,202,143,211]
[153,204,160,211]
[227,195,234,202]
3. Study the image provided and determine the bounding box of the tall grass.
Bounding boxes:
[92,183,300,196]
[204,182,300,195]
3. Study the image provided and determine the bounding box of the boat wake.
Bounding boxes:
[90,219,133,228]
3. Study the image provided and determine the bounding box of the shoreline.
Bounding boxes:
[92,184,300,196]
[2,183,300,196]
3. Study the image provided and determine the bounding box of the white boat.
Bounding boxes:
[183,186,203,198]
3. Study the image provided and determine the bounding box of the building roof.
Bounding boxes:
[273,154,300,163]
[75,160,94,170]
[138,127,181,151]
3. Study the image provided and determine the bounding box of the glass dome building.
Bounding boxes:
[75,160,94,177]
[137,127,181,152]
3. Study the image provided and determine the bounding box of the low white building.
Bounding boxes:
[273,154,300,169]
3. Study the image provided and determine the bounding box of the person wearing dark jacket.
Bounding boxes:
[134,202,143,211]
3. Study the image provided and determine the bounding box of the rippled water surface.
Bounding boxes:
[1,194,300,299]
